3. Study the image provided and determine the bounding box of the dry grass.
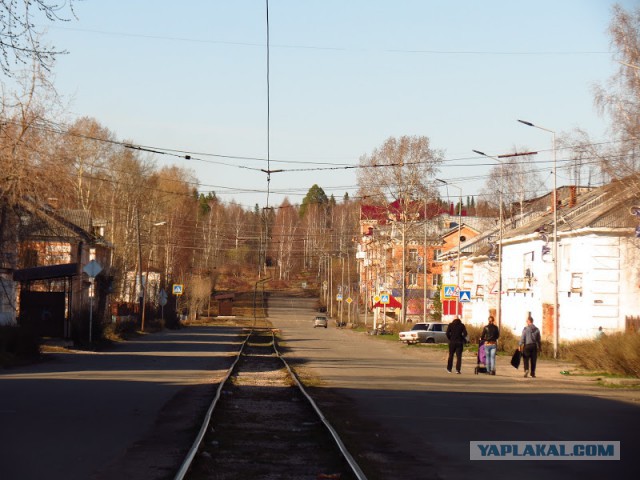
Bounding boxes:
[561,333,640,378]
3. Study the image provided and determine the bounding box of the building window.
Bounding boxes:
[432,273,442,286]
[433,249,441,260]
[571,273,583,293]
[409,248,418,263]
[409,272,418,286]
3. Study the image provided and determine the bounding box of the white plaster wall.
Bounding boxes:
[620,236,640,332]
[462,231,638,342]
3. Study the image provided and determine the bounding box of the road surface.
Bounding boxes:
[267,294,638,480]
[0,326,241,480]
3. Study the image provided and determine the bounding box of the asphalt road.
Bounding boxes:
[267,294,639,480]
[0,326,242,480]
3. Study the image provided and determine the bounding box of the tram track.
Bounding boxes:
[175,327,366,480]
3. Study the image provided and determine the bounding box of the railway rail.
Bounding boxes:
[174,327,367,480]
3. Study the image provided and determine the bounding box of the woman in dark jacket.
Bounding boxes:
[480,316,500,375]
[446,317,468,374]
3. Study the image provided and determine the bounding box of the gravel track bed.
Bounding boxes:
[187,330,356,480]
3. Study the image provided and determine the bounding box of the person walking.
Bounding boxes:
[446,317,468,374]
[519,316,541,378]
[480,315,500,375]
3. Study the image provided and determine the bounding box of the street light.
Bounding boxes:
[518,119,559,359]
[473,150,504,329]
[436,178,462,319]
[473,149,538,331]
[140,220,167,332]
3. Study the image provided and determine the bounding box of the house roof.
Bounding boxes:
[360,199,448,224]
[437,177,639,262]
[504,178,639,242]
[454,178,640,262]
[19,204,110,247]
[13,263,79,281]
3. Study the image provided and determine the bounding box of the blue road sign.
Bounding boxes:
[459,290,471,302]
[443,285,456,298]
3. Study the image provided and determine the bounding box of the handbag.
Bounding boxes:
[510,349,522,369]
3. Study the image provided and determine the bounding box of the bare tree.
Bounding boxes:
[357,136,443,204]
[592,4,640,181]
[270,199,300,281]
[357,136,443,321]
[0,0,77,76]
[481,148,541,218]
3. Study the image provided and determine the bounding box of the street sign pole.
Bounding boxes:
[83,260,103,344]
[89,279,94,343]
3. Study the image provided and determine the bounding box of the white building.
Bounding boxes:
[458,179,640,342]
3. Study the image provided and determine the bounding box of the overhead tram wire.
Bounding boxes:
[7,118,634,176]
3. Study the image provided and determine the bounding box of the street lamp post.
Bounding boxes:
[473,150,504,329]
[436,179,462,319]
[141,221,167,332]
[518,119,559,359]
[473,149,538,331]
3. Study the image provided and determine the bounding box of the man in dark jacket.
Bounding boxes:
[446,317,468,374]
[480,316,500,375]
[519,316,541,378]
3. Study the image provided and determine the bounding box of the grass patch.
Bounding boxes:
[559,333,640,378]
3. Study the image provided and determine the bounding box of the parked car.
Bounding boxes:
[313,315,328,328]
[399,322,449,344]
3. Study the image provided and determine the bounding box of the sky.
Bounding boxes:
[32,0,638,210]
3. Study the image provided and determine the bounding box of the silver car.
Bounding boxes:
[313,315,328,328]
[399,322,449,344]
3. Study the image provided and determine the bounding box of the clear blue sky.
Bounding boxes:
[41,0,636,209]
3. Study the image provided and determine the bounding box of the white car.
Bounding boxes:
[399,322,449,344]
[313,315,328,328]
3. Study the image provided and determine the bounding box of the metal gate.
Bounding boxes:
[19,291,66,337]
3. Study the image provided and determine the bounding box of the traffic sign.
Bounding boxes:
[83,259,102,278]
[373,295,381,303]
[346,297,353,304]
[380,292,390,304]
[173,284,184,296]
[158,289,168,306]
[336,294,343,301]
[459,290,471,302]
[443,284,457,299]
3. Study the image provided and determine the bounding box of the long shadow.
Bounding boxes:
[304,385,636,480]
[0,324,251,480]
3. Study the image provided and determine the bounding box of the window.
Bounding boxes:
[433,249,441,260]
[409,272,418,286]
[409,248,418,263]
[571,273,583,293]
[432,273,442,286]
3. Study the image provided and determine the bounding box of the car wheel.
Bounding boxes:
[324,325,327,328]
[426,338,435,344]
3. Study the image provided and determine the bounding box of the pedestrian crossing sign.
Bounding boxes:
[459,290,471,302]
[443,284,457,299]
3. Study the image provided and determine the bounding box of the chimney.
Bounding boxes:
[569,186,577,208]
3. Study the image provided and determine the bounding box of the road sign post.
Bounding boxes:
[159,289,168,322]
[83,260,103,343]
